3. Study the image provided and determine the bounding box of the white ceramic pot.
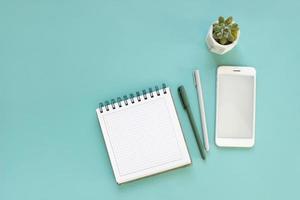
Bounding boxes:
[206,23,240,55]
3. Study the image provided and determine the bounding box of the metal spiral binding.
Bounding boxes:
[111,99,116,109]
[98,84,167,113]
[104,101,110,111]
[149,88,154,98]
[142,90,147,100]
[155,86,160,96]
[136,91,141,101]
[99,102,104,113]
[123,95,128,105]
[162,83,167,94]
[117,97,122,107]
[129,93,135,104]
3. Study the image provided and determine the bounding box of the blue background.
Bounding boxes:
[1,0,299,199]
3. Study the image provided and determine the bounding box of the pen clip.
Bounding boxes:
[193,70,198,87]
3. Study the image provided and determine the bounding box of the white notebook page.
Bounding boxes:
[96,88,191,183]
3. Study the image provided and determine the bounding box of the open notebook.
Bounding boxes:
[96,84,191,184]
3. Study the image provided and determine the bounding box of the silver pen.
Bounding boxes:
[193,69,209,151]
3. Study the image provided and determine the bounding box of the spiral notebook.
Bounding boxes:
[96,84,191,184]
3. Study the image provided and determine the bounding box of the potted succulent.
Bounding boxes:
[206,16,240,55]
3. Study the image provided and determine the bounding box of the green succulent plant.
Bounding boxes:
[213,16,239,45]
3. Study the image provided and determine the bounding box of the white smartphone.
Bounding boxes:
[215,66,256,147]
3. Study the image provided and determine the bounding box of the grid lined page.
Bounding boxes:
[103,97,182,176]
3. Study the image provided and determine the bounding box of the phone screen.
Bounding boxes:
[217,74,255,138]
